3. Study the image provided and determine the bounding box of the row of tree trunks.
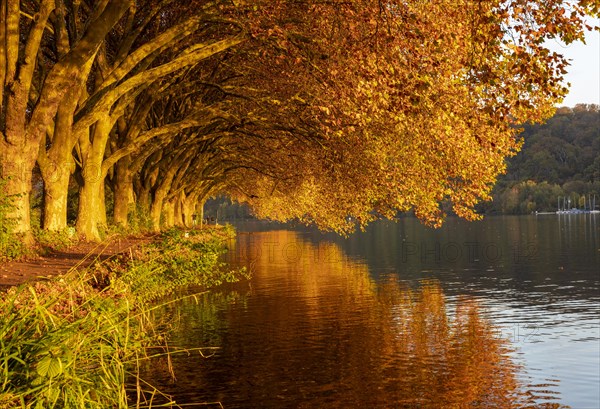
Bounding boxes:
[1,0,131,238]
[2,1,244,242]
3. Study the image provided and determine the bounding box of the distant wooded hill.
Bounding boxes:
[483,104,600,214]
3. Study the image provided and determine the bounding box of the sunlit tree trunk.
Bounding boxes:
[149,181,171,232]
[137,185,152,218]
[76,164,104,241]
[149,200,162,232]
[113,155,135,228]
[163,199,175,229]
[197,199,205,228]
[98,181,107,228]
[76,116,112,241]
[173,195,184,227]
[0,0,54,241]
[0,144,37,242]
[150,181,170,233]
[41,162,72,231]
[182,191,199,228]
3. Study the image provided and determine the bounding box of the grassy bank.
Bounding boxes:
[0,226,247,408]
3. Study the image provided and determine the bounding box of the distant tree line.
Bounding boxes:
[482,104,600,214]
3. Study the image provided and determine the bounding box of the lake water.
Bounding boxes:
[141,215,599,408]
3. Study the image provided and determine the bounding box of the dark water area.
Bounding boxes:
[141,215,599,408]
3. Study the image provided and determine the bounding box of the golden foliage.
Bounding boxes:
[227,0,597,233]
[0,0,597,236]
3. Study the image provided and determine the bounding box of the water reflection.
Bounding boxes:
[139,230,566,408]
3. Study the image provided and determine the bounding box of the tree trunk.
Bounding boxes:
[0,143,37,242]
[98,181,107,228]
[174,194,184,227]
[182,198,194,228]
[197,198,205,229]
[182,191,200,228]
[135,166,159,220]
[149,166,178,232]
[76,114,113,241]
[150,191,165,232]
[76,168,104,241]
[113,157,134,228]
[163,199,175,229]
[42,163,71,231]
[76,131,109,240]
[137,183,152,217]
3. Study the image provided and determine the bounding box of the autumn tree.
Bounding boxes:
[225,0,598,233]
[2,0,598,242]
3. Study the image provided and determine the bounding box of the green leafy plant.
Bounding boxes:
[128,205,153,233]
[117,226,248,303]
[33,228,76,253]
[0,178,26,260]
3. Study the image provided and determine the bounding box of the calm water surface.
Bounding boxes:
[143,215,599,408]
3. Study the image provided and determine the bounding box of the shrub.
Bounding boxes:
[116,226,248,303]
[33,228,76,254]
[127,205,153,234]
[0,178,26,260]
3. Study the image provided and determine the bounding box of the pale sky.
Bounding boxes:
[547,25,600,107]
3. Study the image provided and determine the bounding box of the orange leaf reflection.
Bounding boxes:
[143,230,567,409]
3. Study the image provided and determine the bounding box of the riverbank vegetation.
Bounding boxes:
[0,0,597,250]
[0,226,246,408]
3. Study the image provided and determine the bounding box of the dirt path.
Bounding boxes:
[0,235,155,288]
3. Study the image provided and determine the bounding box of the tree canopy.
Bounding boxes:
[1,0,598,240]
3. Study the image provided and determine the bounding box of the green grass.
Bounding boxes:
[0,226,247,408]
